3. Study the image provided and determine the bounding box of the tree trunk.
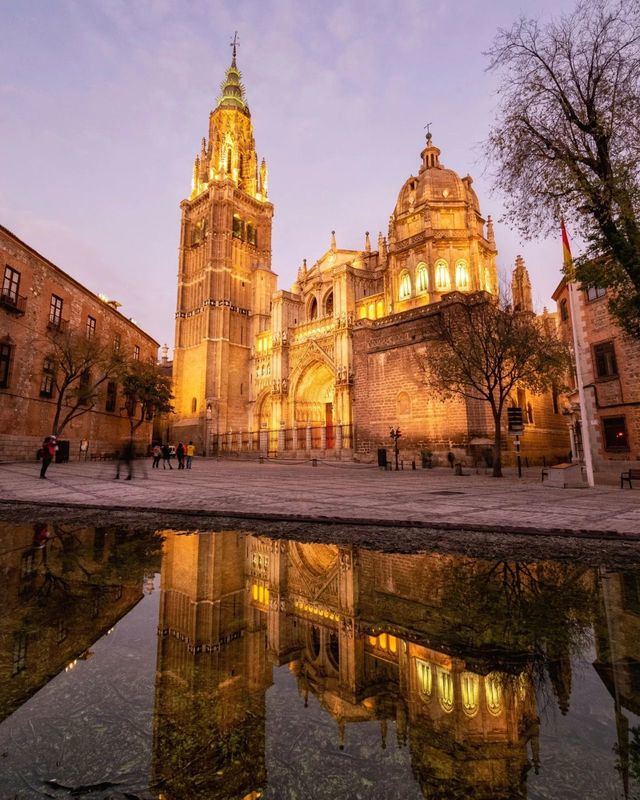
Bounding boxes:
[492,413,503,478]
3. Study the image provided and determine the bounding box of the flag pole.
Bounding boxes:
[562,220,595,487]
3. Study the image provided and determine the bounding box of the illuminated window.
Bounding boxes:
[376,299,384,317]
[435,260,449,291]
[252,584,258,600]
[416,263,428,293]
[378,632,388,650]
[399,271,412,300]
[388,635,397,653]
[416,660,432,696]
[486,673,503,715]
[603,416,629,452]
[359,306,367,319]
[460,671,480,717]
[455,259,470,290]
[438,668,454,712]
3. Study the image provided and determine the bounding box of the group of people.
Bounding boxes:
[151,441,195,470]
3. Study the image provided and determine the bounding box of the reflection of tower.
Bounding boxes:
[152,531,271,799]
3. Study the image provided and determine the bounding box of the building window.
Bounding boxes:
[40,358,55,398]
[86,315,96,339]
[586,285,606,302]
[12,633,27,676]
[526,401,534,424]
[324,291,334,317]
[113,333,121,353]
[246,222,256,246]
[226,147,232,174]
[308,296,318,320]
[416,263,428,294]
[0,342,12,389]
[191,397,197,413]
[435,259,449,291]
[594,341,618,379]
[455,259,470,290]
[560,298,569,321]
[232,214,243,239]
[49,294,64,326]
[2,265,20,304]
[416,659,433,696]
[105,381,117,412]
[602,416,629,451]
[133,345,140,361]
[399,271,412,300]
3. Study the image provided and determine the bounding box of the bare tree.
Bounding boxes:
[46,329,125,436]
[421,294,570,478]
[486,0,640,337]
[121,361,173,443]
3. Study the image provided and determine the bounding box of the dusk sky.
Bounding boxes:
[1,0,577,351]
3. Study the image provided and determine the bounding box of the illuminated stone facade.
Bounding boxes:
[172,51,568,464]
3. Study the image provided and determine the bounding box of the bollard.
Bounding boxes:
[401,460,404,470]
[259,455,264,464]
[312,458,318,467]
[412,460,416,470]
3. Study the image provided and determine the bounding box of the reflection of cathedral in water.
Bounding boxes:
[153,532,551,799]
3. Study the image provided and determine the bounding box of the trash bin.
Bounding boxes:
[377,448,388,469]
[55,440,70,463]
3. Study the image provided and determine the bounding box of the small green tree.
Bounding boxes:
[121,361,173,442]
[422,294,571,478]
[46,329,125,436]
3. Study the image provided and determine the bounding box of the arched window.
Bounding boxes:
[460,671,480,717]
[399,271,412,300]
[308,296,318,320]
[435,259,449,291]
[486,673,503,715]
[191,397,197,413]
[416,263,428,294]
[438,667,454,713]
[416,660,432,696]
[324,290,334,317]
[246,222,256,245]
[396,391,411,417]
[232,214,243,239]
[226,148,232,174]
[455,259,470,290]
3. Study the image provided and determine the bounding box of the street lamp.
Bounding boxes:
[389,427,402,471]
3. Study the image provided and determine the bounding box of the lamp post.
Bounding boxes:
[389,427,402,471]
[205,404,212,458]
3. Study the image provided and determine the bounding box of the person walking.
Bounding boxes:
[151,444,162,469]
[186,441,195,469]
[115,439,134,480]
[176,441,185,470]
[39,435,57,479]
[161,443,173,470]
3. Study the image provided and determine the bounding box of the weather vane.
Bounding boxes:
[230,31,240,58]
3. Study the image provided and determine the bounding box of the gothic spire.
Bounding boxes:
[217,34,250,116]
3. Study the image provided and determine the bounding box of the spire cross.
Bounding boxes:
[230,31,240,59]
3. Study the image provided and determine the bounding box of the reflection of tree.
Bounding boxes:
[434,558,598,709]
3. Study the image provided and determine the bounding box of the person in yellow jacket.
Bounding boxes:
[186,441,196,469]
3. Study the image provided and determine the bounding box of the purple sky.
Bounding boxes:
[1,0,577,351]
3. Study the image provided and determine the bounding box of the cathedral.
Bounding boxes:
[172,47,568,463]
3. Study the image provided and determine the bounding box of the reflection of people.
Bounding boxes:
[115,439,134,480]
[39,435,57,479]
[32,522,51,548]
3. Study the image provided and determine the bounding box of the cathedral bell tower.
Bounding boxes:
[172,39,277,452]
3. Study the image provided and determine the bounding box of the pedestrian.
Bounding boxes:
[176,441,185,470]
[161,443,173,470]
[152,443,162,469]
[115,439,134,480]
[186,441,195,469]
[39,435,57,479]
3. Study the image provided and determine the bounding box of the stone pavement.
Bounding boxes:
[0,457,639,538]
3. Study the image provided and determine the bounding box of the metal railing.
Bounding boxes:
[0,292,27,315]
[213,423,353,456]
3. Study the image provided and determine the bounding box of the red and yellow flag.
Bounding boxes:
[561,219,574,277]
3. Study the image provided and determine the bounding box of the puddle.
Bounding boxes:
[0,521,638,798]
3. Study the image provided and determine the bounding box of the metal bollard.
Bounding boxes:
[312,458,318,467]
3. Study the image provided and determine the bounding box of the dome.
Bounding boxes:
[393,135,480,215]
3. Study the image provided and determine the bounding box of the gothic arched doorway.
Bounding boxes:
[293,361,335,447]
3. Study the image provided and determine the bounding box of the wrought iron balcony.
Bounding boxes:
[0,292,27,315]
[47,316,69,333]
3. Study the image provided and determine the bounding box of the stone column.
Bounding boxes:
[336,423,343,452]
[305,424,312,451]
[278,424,285,452]
[292,426,298,452]
[320,426,327,451]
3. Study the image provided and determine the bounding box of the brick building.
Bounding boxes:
[0,225,159,461]
[553,276,640,478]
[172,48,568,465]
